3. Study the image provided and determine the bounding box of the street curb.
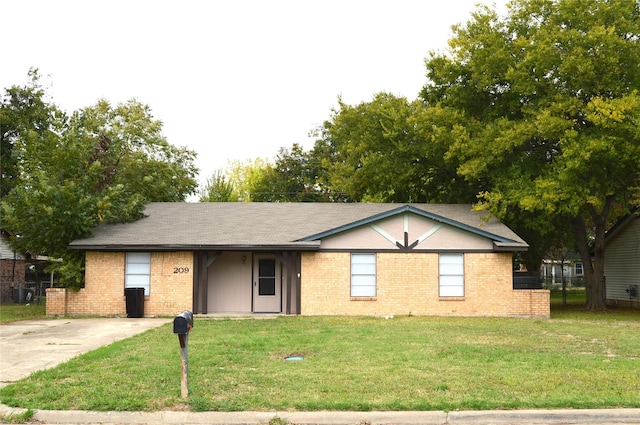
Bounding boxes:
[29,409,447,425]
[20,407,640,425]
[447,408,640,424]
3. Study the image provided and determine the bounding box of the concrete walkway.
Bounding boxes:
[1,318,639,424]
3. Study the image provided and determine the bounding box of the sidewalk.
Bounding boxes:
[2,404,640,425]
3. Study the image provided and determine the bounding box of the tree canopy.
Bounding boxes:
[198,169,239,202]
[249,144,334,202]
[229,0,639,310]
[422,0,640,309]
[314,93,482,203]
[1,71,198,288]
[1,69,60,198]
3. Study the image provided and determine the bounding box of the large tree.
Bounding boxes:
[0,69,60,198]
[201,144,338,203]
[316,93,480,203]
[422,0,640,309]
[224,158,271,202]
[1,78,198,288]
[249,143,333,202]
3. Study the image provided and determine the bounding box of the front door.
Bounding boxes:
[253,255,281,313]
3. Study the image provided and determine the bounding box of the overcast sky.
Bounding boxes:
[3,0,508,187]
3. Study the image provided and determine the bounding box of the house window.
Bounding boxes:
[439,253,464,297]
[575,262,583,276]
[351,253,376,297]
[125,252,150,296]
[258,258,276,296]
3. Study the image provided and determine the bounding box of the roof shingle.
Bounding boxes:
[69,202,527,250]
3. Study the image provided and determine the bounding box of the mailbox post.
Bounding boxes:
[173,310,193,398]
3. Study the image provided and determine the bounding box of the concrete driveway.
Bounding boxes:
[0,318,171,388]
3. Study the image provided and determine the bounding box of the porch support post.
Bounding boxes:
[200,252,208,313]
[295,252,301,314]
[192,251,209,314]
[286,252,293,315]
[192,253,199,313]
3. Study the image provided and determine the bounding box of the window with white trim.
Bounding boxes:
[439,253,464,297]
[125,252,151,296]
[351,253,376,297]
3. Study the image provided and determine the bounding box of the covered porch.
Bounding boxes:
[192,250,302,315]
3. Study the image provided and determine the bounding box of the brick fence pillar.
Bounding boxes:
[46,288,67,316]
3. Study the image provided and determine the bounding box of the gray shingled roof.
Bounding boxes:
[69,203,528,251]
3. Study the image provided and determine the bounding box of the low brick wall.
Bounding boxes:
[46,287,67,316]
[509,289,550,317]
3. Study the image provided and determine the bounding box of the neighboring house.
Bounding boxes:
[0,229,27,302]
[48,203,549,317]
[540,254,585,289]
[604,211,640,308]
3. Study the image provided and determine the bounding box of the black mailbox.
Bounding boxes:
[173,310,194,334]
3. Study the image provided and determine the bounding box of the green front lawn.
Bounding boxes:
[1,309,638,412]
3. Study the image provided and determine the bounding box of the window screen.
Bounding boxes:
[125,252,150,296]
[351,253,376,297]
[439,253,464,297]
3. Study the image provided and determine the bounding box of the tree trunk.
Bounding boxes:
[572,200,613,311]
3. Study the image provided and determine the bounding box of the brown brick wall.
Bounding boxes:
[301,251,550,317]
[1,259,27,302]
[0,259,26,284]
[47,249,550,317]
[46,251,194,317]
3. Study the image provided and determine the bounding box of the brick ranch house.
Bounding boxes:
[47,203,550,317]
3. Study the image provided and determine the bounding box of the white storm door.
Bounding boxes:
[253,255,281,313]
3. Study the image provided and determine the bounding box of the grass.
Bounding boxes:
[1,305,638,412]
[550,288,586,305]
[0,301,47,324]
[0,409,34,423]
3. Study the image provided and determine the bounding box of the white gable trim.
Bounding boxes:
[298,205,524,249]
[320,212,496,251]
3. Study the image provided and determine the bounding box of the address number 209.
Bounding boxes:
[173,267,190,274]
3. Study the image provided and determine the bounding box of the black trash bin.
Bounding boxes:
[124,287,145,318]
